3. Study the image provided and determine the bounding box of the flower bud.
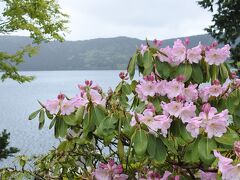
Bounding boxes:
[212,79,220,86]
[176,75,185,82]
[211,41,218,48]
[185,37,190,46]
[85,80,93,86]
[202,103,211,114]
[57,93,65,100]
[176,95,186,102]
[144,74,154,81]
[234,141,240,158]
[153,39,163,47]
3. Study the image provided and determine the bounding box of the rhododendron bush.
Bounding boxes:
[1,39,240,179]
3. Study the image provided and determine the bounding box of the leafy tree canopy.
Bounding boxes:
[198,0,240,68]
[0,0,68,83]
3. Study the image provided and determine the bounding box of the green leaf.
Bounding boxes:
[143,51,153,76]
[215,128,240,146]
[63,114,77,126]
[219,63,229,83]
[198,136,217,165]
[147,134,166,163]
[174,63,192,82]
[132,129,148,156]
[127,53,137,80]
[118,140,124,162]
[184,139,200,163]
[49,117,56,129]
[156,61,171,78]
[28,109,41,120]
[192,64,203,83]
[160,136,178,155]
[38,109,45,130]
[55,117,68,138]
[122,83,132,95]
[94,116,118,143]
[210,65,219,81]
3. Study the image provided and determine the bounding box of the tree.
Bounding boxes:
[1,38,240,179]
[0,0,68,83]
[0,129,19,161]
[198,0,240,69]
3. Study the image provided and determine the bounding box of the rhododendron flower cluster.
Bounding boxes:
[25,38,240,180]
[152,39,230,66]
[186,104,229,138]
[93,160,128,180]
[44,80,105,115]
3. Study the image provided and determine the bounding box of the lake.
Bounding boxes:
[0,70,123,167]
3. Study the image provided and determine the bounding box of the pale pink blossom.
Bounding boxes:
[182,84,198,102]
[158,46,172,63]
[166,79,184,99]
[61,99,75,115]
[187,44,202,64]
[161,101,183,117]
[160,171,172,180]
[44,99,60,115]
[208,84,224,97]
[214,150,233,172]
[179,102,196,123]
[154,115,172,137]
[155,80,168,96]
[205,45,230,65]
[136,80,157,98]
[214,150,240,180]
[205,116,228,138]
[186,117,202,138]
[200,170,217,180]
[93,160,128,180]
[171,39,186,65]
[71,95,88,108]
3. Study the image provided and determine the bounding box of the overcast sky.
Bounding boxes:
[8,0,213,41]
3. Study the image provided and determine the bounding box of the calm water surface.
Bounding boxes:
[0,70,122,166]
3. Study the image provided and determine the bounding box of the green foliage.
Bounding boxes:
[198,0,240,68]
[0,129,19,161]
[0,0,68,83]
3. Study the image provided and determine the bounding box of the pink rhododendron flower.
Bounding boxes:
[71,95,88,108]
[160,171,172,180]
[186,117,202,138]
[93,160,128,180]
[161,101,183,117]
[205,45,230,65]
[136,80,157,99]
[166,79,184,99]
[45,99,60,115]
[182,84,198,102]
[60,99,75,115]
[155,80,168,96]
[158,46,172,63]
[154,115,172,137]
[200,170,217,180]
[171,39,186,65]
[179,102,196,123]
[140,44,148,55]
[204,110,228,138]
[187,43,202,64]
[208,84,224,97]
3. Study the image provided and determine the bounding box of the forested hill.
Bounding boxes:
[0,34,214,70]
